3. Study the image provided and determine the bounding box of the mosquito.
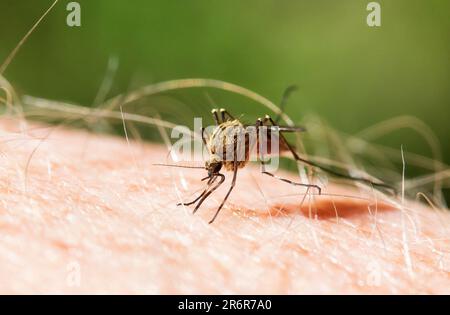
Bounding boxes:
[156,87,395,224]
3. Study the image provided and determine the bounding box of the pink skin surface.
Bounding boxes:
[0,118,449,294]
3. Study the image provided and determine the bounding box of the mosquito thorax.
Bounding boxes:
[208,120,251,171]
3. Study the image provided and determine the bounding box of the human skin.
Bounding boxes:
[0,117,449,294]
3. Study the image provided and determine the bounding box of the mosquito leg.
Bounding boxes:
[201,127,208,146]
[177,176,217,206]
[211,109,220,125]
[209,160,238,224]
[261,169,321,194]
[193,173,225,214]
[220,108,235,122]
[263,115,396,193]
[255,118,264,157]
[255,118,321,194]
[274,85,298,124]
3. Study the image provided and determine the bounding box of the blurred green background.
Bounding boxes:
[1,1,449,169]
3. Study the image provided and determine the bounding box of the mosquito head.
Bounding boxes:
[205,154,222,176]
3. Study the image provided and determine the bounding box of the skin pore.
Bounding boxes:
[0,117,449,294]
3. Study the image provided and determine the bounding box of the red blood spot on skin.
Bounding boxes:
[236,196,395,220]
[297,197,394,220]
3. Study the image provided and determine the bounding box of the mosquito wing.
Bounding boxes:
[278,125,307,133]
[244,125,307,133]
